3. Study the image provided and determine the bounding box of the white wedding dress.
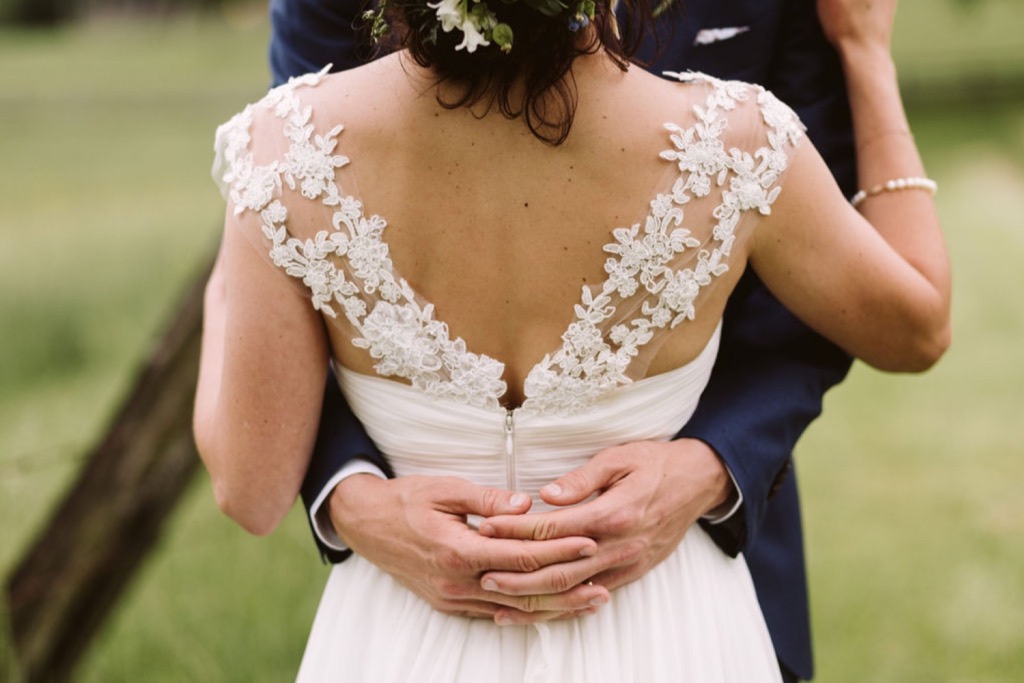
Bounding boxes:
[214,64,805,682]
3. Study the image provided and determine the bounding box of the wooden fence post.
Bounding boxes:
[1,594,20,683]
[5,256,212,682]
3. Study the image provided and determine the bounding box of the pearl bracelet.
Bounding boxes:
[851,177,938,208]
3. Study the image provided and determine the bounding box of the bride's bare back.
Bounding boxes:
[233,52,778,407]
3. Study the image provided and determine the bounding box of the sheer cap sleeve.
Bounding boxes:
[211,66,363,309]
[519,74,807,414]
[209,67,508,406]
[212,67,337,206]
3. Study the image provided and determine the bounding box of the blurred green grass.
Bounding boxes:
[0,12,326,680]
[1,1,1022,681]
[800,102,1024,680]
[893,0,1024,68]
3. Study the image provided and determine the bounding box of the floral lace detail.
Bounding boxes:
[213,67,335,212]
[213,70,803,415]
[214,67,506,408]
[523,73,804,414]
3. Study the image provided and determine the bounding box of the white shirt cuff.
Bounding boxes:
[701,465,743,525]
[309,461,387,551]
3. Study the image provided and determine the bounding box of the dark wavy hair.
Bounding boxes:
[372,0,662,145]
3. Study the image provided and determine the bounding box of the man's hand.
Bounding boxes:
[476,439,733,625]
[329,474,607,621]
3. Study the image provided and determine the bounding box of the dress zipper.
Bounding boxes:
[504,409,517,492]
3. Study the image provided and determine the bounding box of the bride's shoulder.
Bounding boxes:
[651,71,805,146]
[293,52,407,108]
[216,53,402,137]
[212,55,401,183]
[213,64,332,151]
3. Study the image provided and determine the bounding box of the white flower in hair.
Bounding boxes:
[428,0,495,53]
[456,15,492,53]
[429,0,464,32]
[367,0,592,55]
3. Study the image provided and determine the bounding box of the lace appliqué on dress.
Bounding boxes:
[213,69,804,415]
[214,68,506,409]
[522,73,804,415]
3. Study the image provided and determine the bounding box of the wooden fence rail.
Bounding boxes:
[4,257,211,682]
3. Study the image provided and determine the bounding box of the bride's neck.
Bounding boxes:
[402,46,633,136]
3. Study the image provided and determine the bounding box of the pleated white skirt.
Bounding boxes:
[297,526,781,682]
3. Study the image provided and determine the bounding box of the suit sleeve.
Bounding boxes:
[269,0,388,563]
[269,0,369,87]
[685,0,857,556]
[299,371,393,563]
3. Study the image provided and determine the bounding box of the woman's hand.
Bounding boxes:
[817,0,898,55]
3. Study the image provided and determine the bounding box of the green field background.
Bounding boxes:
[1,1,1022,680]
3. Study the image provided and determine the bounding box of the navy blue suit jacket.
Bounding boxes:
[270,1,855,678]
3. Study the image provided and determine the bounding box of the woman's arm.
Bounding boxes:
[194,211,330,535]
[752,0,951,371]
[679,0,859,557]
